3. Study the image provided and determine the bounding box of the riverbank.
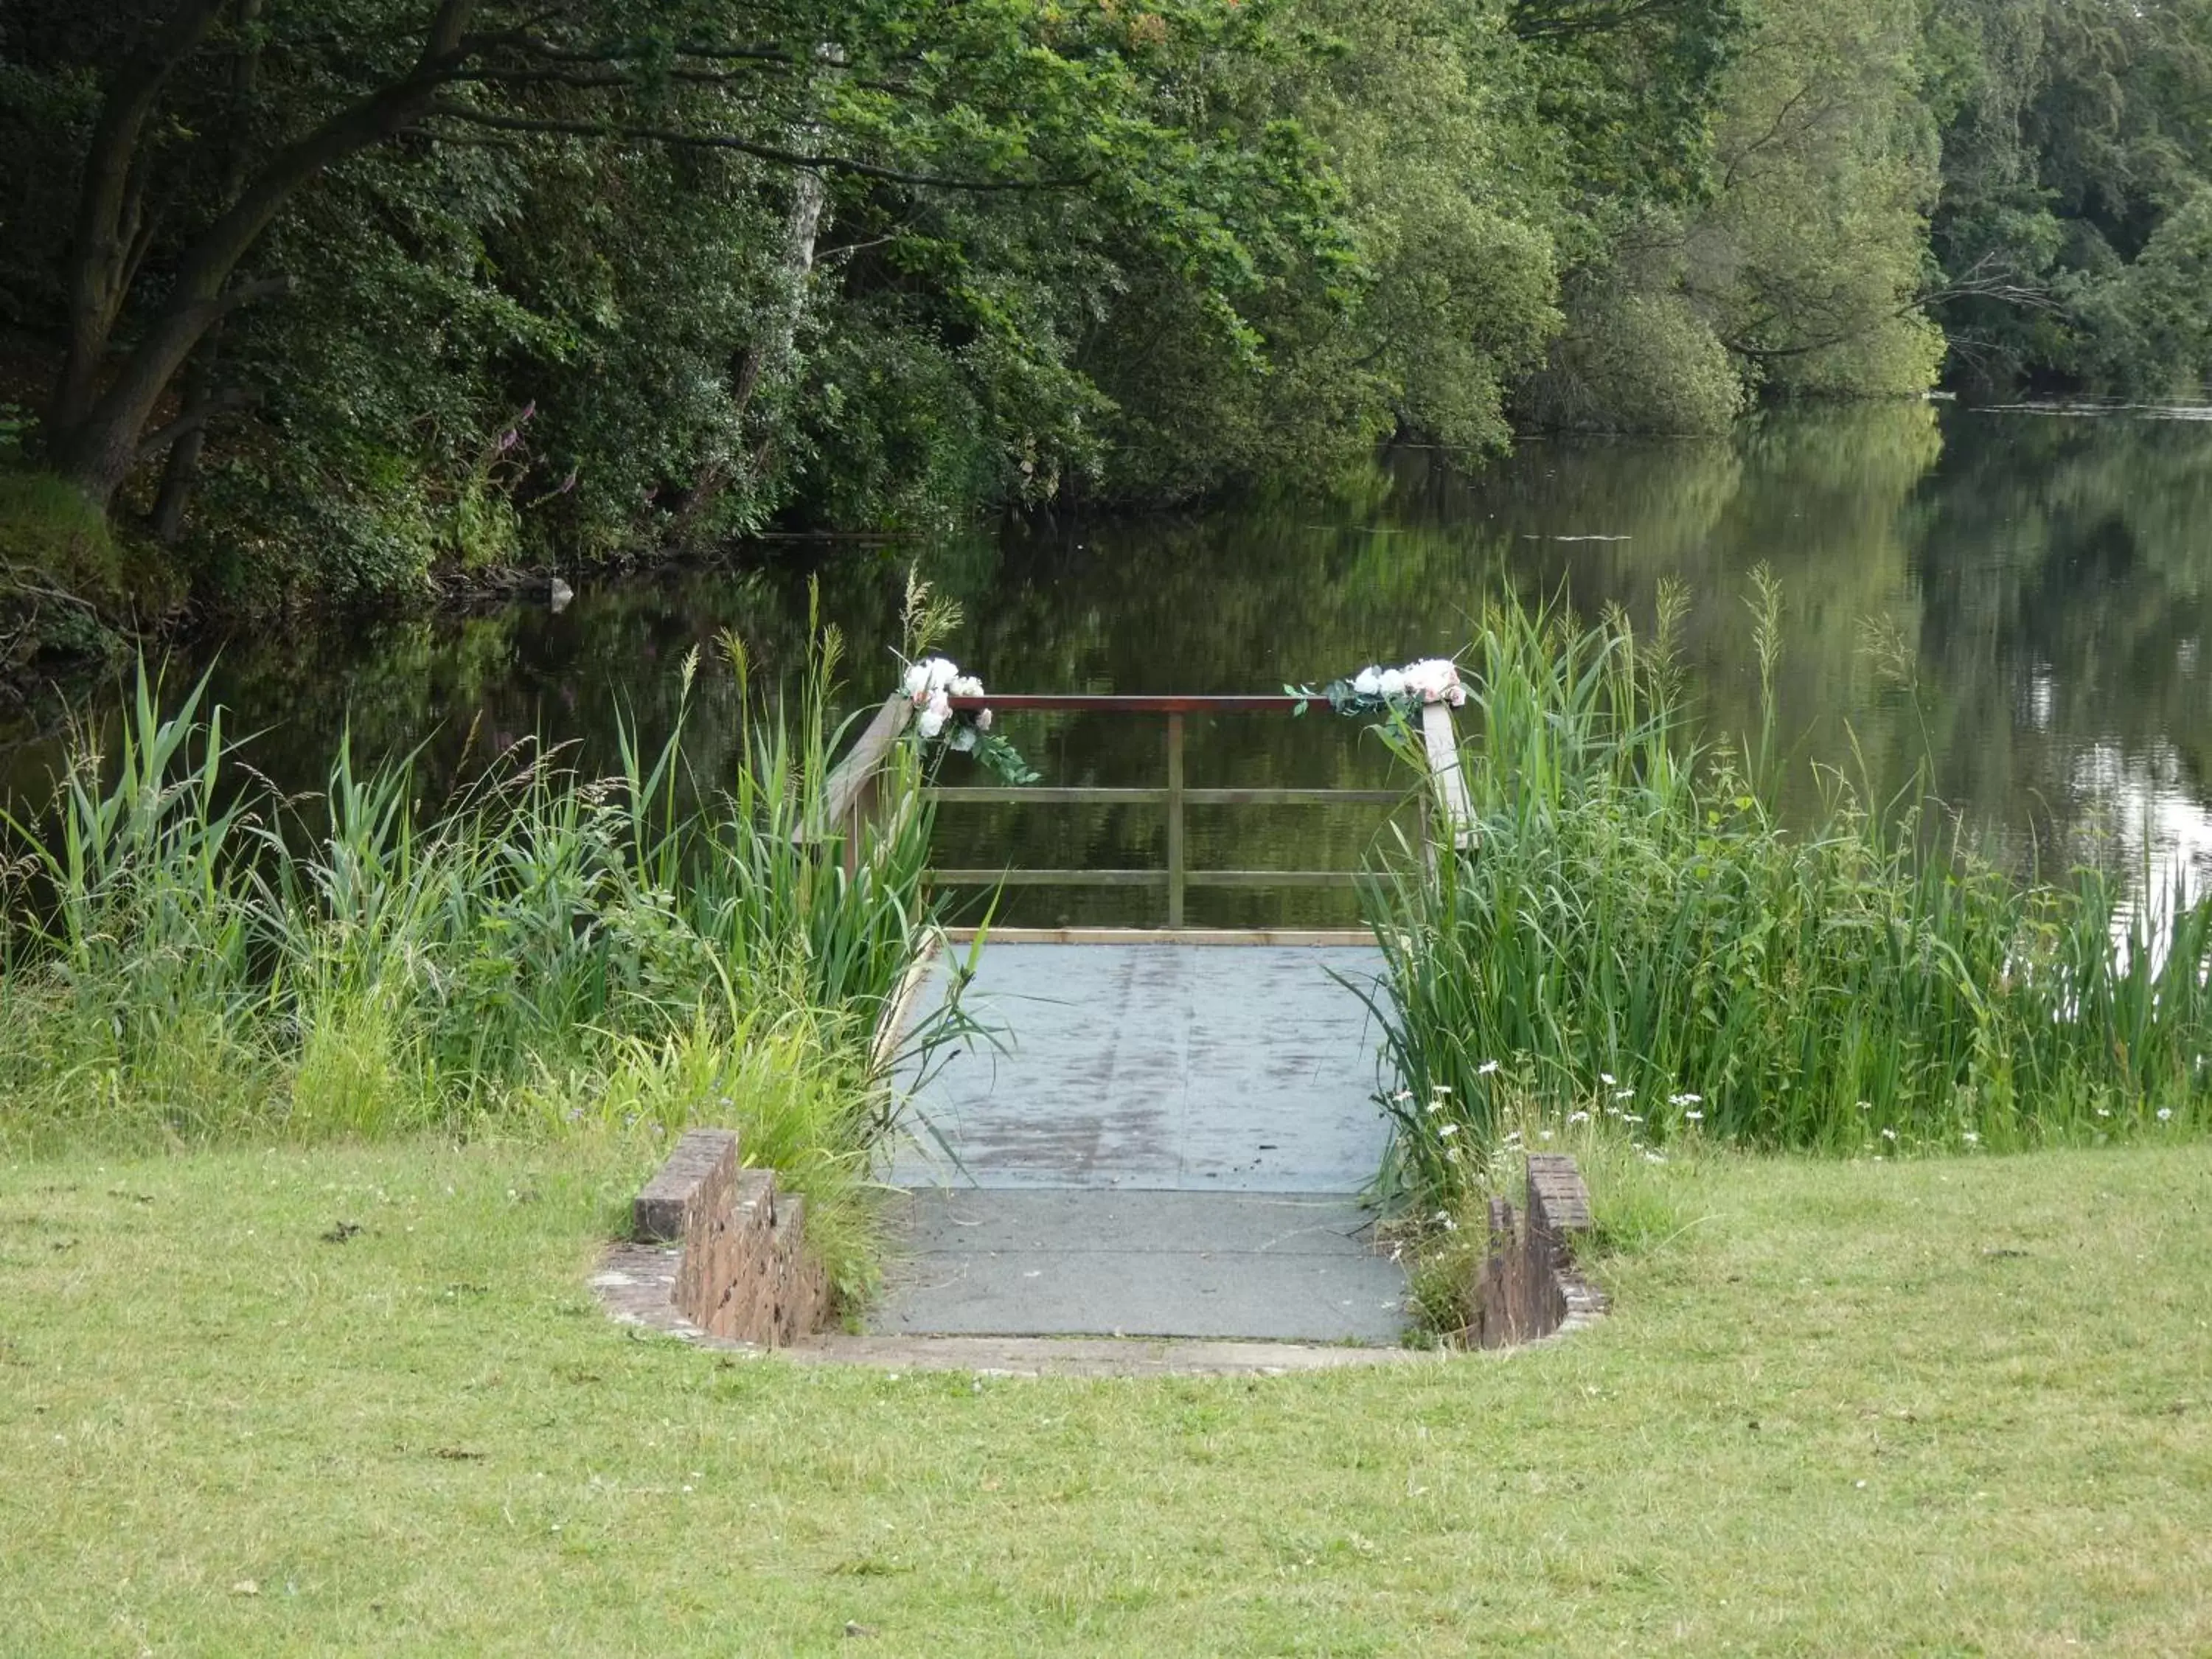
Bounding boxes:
[4,1133,2205,1653]
[0,640,952,1306]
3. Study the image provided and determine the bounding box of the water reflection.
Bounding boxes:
[7,401,2211,926]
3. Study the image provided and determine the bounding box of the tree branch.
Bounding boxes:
[420,102,1088,192]
[135,386,257,464]
[52,0,231,434]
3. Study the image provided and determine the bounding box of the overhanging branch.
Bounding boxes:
[421,102,1088,191]
[134,386,256,463]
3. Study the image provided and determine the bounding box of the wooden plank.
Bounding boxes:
[1184,870,1361,888]
[931,869,1358,888]
[869,931,941,1077]
[940,927,1376,946]
[1419,702,1475,851]
[1184,788,1404,807]
[1166,713,1186,927]
[927,786,1170,805]
[944,694,1306,714]
[922,786,1405,807]
[932,869,1170,887]
[810,691,911,844]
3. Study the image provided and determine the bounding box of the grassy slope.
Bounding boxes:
[2,1138,2208,1655]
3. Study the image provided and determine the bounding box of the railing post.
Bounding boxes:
[1166,712,1186,927]
[1419,703,1475,854]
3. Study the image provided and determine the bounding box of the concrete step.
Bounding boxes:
[870,1189,1409,1344]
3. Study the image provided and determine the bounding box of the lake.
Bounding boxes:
[10,399,2211,928]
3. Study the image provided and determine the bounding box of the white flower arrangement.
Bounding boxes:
[897,656,1035,785]
[1288,655,1468,717]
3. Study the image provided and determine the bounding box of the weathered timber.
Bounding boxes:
[809,689,911,858]
[1420,702,1475,852]
[925,786,1405,806]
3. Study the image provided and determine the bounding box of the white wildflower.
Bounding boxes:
[1478,1060,1500,1077]
[1600,1072,1617,1087]
[2157,1107,2174,1122]
[1960,1130,1979,1144]
[1438,1124,1460,1138]
[1567,1110,1590,1124]
[1684,1110,1703,1123]
[1880,1127,1898,1141]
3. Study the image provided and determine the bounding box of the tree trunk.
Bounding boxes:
[150,0,264,543]
[46,0,479,511]
[49,0,230,439]
[150,330,223,543]
[669,95,831,541]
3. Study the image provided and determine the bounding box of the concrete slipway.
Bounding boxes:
[875,940,1409,1344]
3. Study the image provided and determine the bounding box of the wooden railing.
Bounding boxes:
[815,690,1475,924]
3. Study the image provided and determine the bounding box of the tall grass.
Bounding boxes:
[1362,588,2212,1211]
[0,631,947,1299]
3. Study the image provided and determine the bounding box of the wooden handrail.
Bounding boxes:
[943,693,1304,713]
[807,691,911,858]
[811,687,1478,908]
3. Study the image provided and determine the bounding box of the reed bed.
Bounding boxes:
[0,630,947,1300]
[1361,585,2212,1211]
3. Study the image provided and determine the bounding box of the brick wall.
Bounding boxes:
[1466,1152,1607,1347]
[622,1129,830,1347]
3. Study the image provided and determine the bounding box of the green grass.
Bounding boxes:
[0,621,956,1301]
[1360,585,2212,1212]
[0,466,183,650]
[2,1135,2208,1654]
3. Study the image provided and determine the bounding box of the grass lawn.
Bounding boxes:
[2,1136,2208,1655]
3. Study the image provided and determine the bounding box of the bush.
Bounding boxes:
[1517,288,1747,435]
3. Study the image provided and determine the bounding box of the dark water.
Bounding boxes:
[10,400,2212,926]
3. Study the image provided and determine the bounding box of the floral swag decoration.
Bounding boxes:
[1287,656,1467,717]
[900,657,1040,786]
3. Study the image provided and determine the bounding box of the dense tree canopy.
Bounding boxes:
[0,0,2207,631]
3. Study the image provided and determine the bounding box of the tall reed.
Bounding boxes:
[1361,590,2212,1211]
[0,632,947,1197]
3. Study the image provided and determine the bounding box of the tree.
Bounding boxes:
[15,0,1340,530]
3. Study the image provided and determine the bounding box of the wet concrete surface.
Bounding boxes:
[877,943,1409,1343]
[889,942,1392,1192]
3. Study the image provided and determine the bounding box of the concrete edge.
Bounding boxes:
[872,931,945,1074]
[940,927,1377,947]
[591,1245,1442,1375]
[590,1240,1604,1374]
